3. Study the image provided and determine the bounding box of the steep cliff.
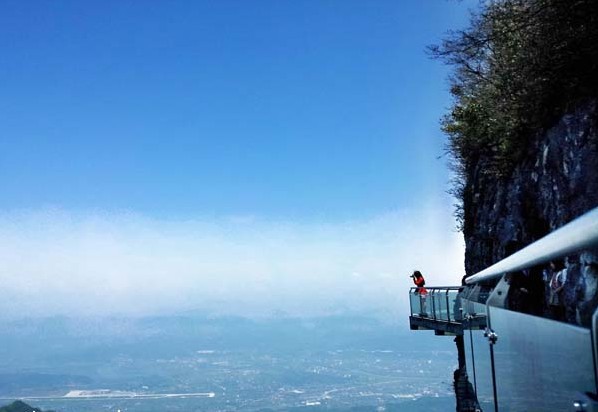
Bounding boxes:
[433,1,598,410]
[462,100,598,276]
[430,1,598,282]
[461,101,598,325]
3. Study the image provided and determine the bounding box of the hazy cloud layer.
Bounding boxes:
[0,208,464,319]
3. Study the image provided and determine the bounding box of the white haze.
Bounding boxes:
[0,207,464,319]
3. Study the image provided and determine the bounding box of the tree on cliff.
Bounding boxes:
[430,0,598,227]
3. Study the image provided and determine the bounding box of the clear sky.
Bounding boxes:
[0,1,474,319]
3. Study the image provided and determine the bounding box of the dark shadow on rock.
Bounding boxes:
[454,335,481,412]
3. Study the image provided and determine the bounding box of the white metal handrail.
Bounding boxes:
[466,206,598,284]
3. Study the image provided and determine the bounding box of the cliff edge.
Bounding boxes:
[463,101,598,274]
[431,1,598,410]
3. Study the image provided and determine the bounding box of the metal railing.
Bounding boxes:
[466,206,598,284]
[409,286,462,323]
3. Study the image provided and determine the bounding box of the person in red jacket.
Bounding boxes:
[411,270,428,315]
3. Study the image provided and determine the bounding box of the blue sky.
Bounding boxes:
[0,1,473,318]
[0,0,472,219]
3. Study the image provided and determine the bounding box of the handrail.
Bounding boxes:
[466,206,598,285]
[409,286,462,290]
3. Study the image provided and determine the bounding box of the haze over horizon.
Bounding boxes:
[0,205,463,319]
[0,1,473,320]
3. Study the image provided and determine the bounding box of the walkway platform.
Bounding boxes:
[408,286,486,335]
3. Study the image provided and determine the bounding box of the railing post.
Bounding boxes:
[432,289,437,320]
[446,290,451,322]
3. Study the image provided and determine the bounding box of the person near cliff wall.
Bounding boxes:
[411,270,428,315]
[542,262,554,314]
[547,260,566,321]
[576,251,598,327]
[504,241,545,316]
[563,257,584,325]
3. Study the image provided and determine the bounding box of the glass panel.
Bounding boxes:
[489,306,595,411]
[436,291,448,321]
[430,290,438,319]
[463,327,496,411]
[409,289,425,316]
[410,287,462,320]
[449,289,461,322]
[470,301,487,317]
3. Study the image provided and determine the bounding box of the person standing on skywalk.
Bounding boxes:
[411,270,428,315]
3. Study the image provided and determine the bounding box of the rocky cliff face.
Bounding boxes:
[452,101,598,411]
[461,100,598,325]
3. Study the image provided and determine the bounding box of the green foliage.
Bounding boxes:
[431,0,598,177]
[0,401,54,412]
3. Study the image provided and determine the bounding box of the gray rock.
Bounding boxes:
[462,101,598,326]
